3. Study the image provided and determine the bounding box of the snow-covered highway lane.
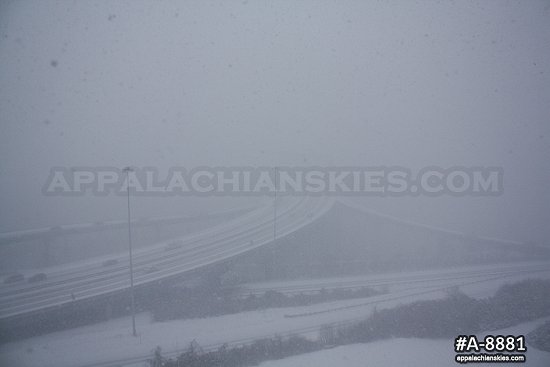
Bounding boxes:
[0,197,334,319]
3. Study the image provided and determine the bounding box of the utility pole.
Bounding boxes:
[123,166,137,337]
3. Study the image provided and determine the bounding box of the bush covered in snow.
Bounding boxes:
[151,286,382,321]
[148,279,550,367]
[341,278,550,343]
[527,320,550,352]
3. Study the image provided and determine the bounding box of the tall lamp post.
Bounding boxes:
[266,167,278,280]
[123,166,137,337]
[273,166,278,243]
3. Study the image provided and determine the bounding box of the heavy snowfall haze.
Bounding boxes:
[0,0,549,245]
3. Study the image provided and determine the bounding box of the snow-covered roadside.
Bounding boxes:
[0,291,441,367]
[259,318,550,367]
[240,261,550,295]
[0,271,548,367]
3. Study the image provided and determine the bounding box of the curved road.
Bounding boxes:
[0,196,334,319]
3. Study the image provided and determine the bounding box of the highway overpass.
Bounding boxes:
[0,196,333,320]
[0,195,546,322]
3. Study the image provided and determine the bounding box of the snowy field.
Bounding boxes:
[259,318,550,367]
[1,264,549,367]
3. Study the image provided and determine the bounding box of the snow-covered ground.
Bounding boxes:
[0,293,443,367]
[1,264,549,367]
[239,261,550,296]
[259,318,550,367]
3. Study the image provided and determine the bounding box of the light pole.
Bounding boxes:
[265,166,278,280]
[273,166,278,243]
[123,166,137,337]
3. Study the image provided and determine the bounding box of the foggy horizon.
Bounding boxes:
[1,1,548,244]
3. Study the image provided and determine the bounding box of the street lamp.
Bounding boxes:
[273,166,278,243]
[265,166,278,280]
[123,166,137,337]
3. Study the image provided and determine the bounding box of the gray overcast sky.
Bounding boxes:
[0,0,549,244]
